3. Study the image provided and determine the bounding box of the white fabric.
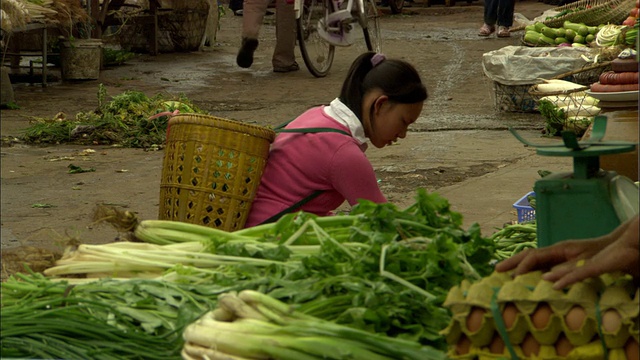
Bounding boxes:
[323,98,368,145]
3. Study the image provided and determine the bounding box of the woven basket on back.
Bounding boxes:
[159,114,276,231]
[512,0,636,31]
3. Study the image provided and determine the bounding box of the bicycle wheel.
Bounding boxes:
[297,0,335,78]
[360,0,381,52]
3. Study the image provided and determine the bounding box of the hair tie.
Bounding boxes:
[371,53,386,67]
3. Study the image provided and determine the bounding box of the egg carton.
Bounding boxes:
[442,271,640,359]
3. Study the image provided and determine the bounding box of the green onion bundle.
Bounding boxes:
[182,290,447,360]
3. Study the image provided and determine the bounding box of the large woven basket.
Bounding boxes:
[159,114,276,231]
[512,0,635,31]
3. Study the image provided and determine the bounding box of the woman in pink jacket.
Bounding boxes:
[245,52,428,227]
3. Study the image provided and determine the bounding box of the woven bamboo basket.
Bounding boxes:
[159,114,276,231]
[512,0,636,31]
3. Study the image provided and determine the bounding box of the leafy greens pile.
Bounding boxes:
[2,189,499,358]
[21,84,206,148]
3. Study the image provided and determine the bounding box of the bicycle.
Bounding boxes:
[294,0,382,77]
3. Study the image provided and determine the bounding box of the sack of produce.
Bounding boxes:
[441,271,639,359]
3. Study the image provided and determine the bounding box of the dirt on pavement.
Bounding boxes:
[1,0,557,280]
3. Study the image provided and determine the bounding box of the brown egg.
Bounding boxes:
[502,302,519,330]
[625,337,639,360]
[602,309,622,333]
[466,306,486,333]
[564,305,587,332]
[555,334,574,357]
[531,302,553,330]
[489,334,505,354]
[455,336,472,355]
[521,333,541,357]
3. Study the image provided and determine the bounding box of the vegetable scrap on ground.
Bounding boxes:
[19,84,206,148]
[1,189,538,359]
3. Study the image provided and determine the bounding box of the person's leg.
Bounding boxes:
[479,0,498,36]
[483,0,498,26]
[272,0,299,72]
[496,0,515,37]
[497,0,515,27]
[237,0,270,67]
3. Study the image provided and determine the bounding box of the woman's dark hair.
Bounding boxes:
[339,52,428,122]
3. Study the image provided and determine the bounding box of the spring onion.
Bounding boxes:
[182,290,447,360]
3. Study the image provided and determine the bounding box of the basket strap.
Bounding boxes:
[276,127,350,136]
[259,121,352,225]
[274,118,351,136]
[259,190,325,225]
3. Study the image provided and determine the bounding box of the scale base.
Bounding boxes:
[535,171,622,248]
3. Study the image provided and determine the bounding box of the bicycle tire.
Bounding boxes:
[361,0,381,52]
[297,0,335,78]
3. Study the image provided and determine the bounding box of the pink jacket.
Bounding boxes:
[245,105,386,227]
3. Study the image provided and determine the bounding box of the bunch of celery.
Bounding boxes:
[38,189,498,351]
[182,290,446,360]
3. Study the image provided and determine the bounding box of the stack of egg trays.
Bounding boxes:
[441,271,639,359]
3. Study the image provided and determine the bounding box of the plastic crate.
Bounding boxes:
[513,191,536,223]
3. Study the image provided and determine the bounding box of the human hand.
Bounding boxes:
[494,238,608,278]
[495,216,640,289]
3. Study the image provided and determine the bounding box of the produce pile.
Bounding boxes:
[589,54,639,92]
[441,270,640,359]
[182,290,447,360]
[1,190,539,359]
[21,85,206,148]
[529,78,600,136]
[524,21,602,47]
[0,0,91,33]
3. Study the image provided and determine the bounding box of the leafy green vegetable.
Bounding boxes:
[21,84,207,148]
[67,164,96,174]
[0,271,220,359]
[102,48,136,66]
[5,189,501,357]
[538,99,566,136]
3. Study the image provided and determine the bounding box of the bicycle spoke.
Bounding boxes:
[297,0,335,77]
[362,0,381,52]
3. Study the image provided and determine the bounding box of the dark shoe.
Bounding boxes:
[236,38,259,68]
[273,62,300,73]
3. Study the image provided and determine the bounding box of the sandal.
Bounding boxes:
[497,26,511,38]
[478,24,495,36]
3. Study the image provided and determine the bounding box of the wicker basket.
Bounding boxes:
[528,83,595,135]
[552,60,612,86]
[512,0,636,31]
[492,81,538,112]
[159,7,209,52]
[159,114,276,231]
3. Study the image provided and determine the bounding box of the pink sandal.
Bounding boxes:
[497,26,511,38]
[478,24,495,36]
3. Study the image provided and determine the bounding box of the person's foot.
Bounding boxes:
[497,26,511,38]
[478,24,495,36]
[236,38,259,68]
[273,62,300,73]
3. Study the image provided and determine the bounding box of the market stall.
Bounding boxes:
[1,1,638,358]
[1,0,100,84]
[1,113,638,360]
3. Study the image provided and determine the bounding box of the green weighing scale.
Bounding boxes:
[510,115,639,248]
